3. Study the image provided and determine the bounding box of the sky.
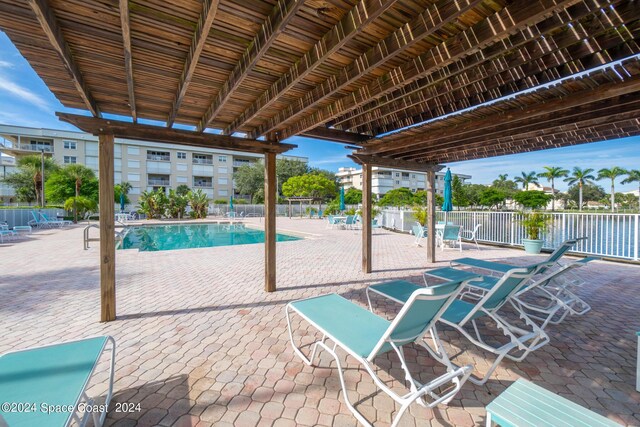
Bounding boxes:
[1,31,639,192]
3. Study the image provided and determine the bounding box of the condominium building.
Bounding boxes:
[336,166,471,197]
[0,125,307,204]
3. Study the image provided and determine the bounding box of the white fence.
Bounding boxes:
[381,208,640,261]
[0,208,63,228]
[207,204,358,218]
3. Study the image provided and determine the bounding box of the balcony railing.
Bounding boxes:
[193,182,213,188]
[233,160,252,167]
[146,154,170,161]
[12,144,54,153]
[148,179,170,186]
[193,158,213,165]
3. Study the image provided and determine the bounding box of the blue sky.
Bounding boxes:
[1,31,639,192]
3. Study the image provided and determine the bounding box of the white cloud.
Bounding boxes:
[0,74,50,111]
[0,60,13,68]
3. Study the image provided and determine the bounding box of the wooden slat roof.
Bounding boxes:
[0,0,638,163]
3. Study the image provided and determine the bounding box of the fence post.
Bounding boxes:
[634,214,639,261]
[510,212,515,246]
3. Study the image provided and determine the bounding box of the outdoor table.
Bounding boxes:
[13,225,32,235]
[333,216,347,226]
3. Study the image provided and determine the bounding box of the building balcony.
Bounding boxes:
[0,142,54,157]
[193,158,213,165]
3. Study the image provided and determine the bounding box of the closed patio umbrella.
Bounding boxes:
[339,186,345,212]
[442,168,453,223]
[120,192,125,213]
[229,196,234,215]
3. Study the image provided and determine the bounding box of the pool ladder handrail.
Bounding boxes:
[83,224,127,250]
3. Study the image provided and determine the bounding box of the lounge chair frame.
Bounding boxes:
[0,336,115,427]
[286,283,473,427]
[371,265,552,385]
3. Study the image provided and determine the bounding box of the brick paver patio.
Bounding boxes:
[0,218,638,426]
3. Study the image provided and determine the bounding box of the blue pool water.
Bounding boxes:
[119,223,301,251]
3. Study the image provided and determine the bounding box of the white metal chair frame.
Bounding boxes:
[436,224,463,252]
[461,224,482,250]
[378,265,553,385]
[286,285,473,427]
[413,222,427,246]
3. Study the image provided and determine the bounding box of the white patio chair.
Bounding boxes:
[461,223,482,250]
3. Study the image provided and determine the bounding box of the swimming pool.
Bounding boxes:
[119,223,301,251]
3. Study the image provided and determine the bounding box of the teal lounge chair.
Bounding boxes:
[369,263,551,385]
[286,278,475,427]
[0,222,17,243]
[40,212,72,227]
[451,238,593,321]
[0,336,116,427]
[29,211,51,228]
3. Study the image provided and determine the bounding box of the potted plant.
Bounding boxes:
[519,211,553,254]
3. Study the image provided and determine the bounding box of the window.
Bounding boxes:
[177,152,186,159]
[218,177,228,185]
[395,172,400,177]
[218,155,227,162]
[146,150,170,161]
[127,146,140,155]
[85,156,98,169]
[63,140,77,149]
[127,173,140,182]
[127,160,140,169]
[218,189,228,196]
[412,174,416,179]
[395,180,400,185]
[176,163,188,172]
[218,167,228,174]
[63,155,77,164]
[193,177,213,188]
[176,176,188,183]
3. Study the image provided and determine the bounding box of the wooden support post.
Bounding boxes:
[426,170,436,263]
[362,163,372,273]
[98,133,116,321]
[264,152,277,292]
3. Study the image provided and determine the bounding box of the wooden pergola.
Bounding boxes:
[1,0,638,321]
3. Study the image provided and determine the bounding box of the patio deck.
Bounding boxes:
[0,218,638,427]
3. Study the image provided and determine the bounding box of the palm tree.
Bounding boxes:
[564,167,596,211]
[513,171,539,190]
[537,166,569,211]
[621,169,640,211]
[65,164,97,222]
[497,174,508,183]
[598,167,627,212]
[12,155,58,206]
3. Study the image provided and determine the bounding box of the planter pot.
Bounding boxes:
[522,238,544,254]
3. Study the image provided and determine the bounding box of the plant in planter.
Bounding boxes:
[519,211,553,254]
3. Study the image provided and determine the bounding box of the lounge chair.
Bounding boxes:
[40,212,72,227]
[486,378,622,427]
[29,211,52,228]
[372,218,382,233]
[286,279,475,427]
[451,238,592,319]
[436,224,463,251]
[369,263,551,385]
[412,222,427,246]
[0,222,17,243]
[0,336,115,427]
[461,223,482,250]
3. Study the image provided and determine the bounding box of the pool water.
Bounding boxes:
[119,223,301,251]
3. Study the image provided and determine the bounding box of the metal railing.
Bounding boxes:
[192,158,213,165]
[381,209,640,261]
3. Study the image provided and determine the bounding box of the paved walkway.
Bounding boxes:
[0,218,638,426]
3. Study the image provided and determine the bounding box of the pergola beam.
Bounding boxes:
[198,0,304,132]
[278,0,581,139]
[119,0,137,122]
[226,0,397,136]
[166,0,220,127]
[402,97,640,161]
[27,0,100,117]
[301,127,370,145]
[254,0,486,138]
[348,154,444,173]
[56,113,295,154]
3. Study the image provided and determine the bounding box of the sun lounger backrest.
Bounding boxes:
[477,262,553,314]
[370,280,462,360]
[442,225,462,240]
